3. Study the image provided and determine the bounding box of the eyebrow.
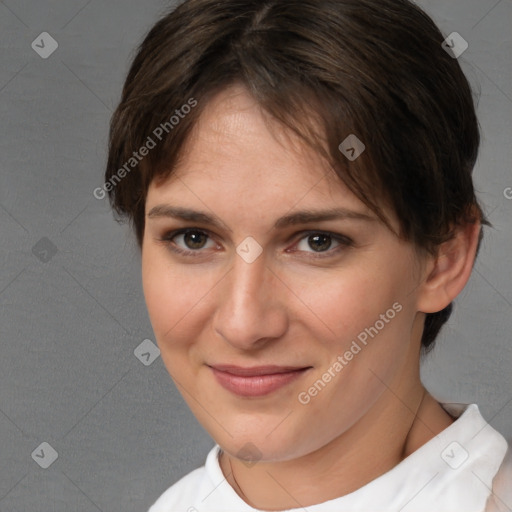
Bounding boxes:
[146,205,376,232]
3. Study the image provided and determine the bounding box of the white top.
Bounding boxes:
[148,404,509,512]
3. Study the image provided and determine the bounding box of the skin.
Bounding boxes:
[141,84,481,509]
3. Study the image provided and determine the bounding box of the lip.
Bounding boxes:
[208,364,312,397]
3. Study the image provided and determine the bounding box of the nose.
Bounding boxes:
[213,251,288,351]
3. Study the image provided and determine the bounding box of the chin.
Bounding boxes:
[213,420,322,464]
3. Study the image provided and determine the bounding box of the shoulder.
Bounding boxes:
[485,441,512,512]
[147,465,207,512]
[148,446,221,512]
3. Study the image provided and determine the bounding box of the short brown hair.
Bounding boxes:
[105,0,489,351]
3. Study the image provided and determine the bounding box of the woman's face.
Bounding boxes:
[142,85,428,462]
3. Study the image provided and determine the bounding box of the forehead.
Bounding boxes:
[149,84,367,212]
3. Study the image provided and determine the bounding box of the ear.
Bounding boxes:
[417,220,482,314]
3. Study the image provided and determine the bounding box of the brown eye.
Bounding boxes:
[293,231,353,259]
[161,228,217,255]
[181,230,209,249]
[307,234,333,252]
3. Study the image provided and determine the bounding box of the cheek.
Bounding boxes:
[294,273,412,434]
[291,260,415,396]
[141,250,219,347]
[309,269,414,389]
[292,267,401,343]
[142,251,188,337]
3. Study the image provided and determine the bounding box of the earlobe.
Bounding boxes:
[417,220,482,314]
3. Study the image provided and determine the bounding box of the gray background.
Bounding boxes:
[0,0,510,511]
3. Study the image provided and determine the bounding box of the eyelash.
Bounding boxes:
[157,228,353,260]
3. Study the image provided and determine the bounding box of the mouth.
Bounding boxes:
[208,364,312,397]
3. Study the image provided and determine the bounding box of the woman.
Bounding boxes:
[104,0,511,510]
